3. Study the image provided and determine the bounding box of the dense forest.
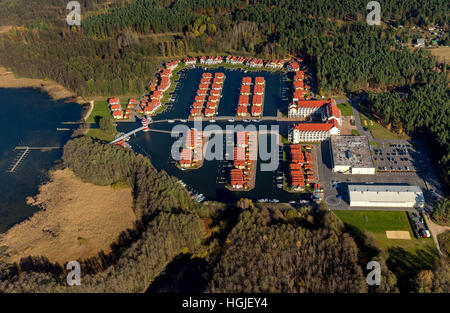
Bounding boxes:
[364,70,450,182]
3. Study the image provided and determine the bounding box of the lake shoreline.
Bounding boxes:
[0,67,95,121]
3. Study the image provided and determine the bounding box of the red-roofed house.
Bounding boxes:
[255,77,265,85]
[208,96,218,103]
[190,108,202,117]
[287,61,300,71]
[210,89,220,97]
[254,84,264,95]
[237,105,248,117]
[183,58,197,66]
[112,110,123,119]
[109,98,120,105]
[238,95,249,106]
[200,77,211,84]
[240,85,251,95]
[192,101,203,109]
[204,108,215,117]
[195,96,206,102]
[179,148,193,168]
[251,105,262,117]
[242,77,252,85]
[110,104,121,111]
[197,89,208,96]
[252,95,263,106]
[230,168,244,189]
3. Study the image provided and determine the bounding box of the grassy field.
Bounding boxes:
[437,231,450,262]
[87,100,111,123]
[334,210,437,255]
[425,46,450,64]
[86,128,115,142]
[359,112,410,140]
[337,102,354,116]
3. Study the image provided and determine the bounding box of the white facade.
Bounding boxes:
[289,126,339,143]
[348,185,424,208]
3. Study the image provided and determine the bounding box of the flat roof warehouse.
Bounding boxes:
[348,185,425,208]
[330,136,375,174]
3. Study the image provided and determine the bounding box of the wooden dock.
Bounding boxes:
[8,147,29,173]
[14,146,62,151]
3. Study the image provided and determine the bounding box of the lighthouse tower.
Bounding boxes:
[142,117,149,132]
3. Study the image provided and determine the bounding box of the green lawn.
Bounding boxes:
[359,112,410,140]
[352,129,361,136]
[87,100,111,123]
[334,210,437,256]
[337,102,354,116]
[86,128,115,142]
[437,231,450,262]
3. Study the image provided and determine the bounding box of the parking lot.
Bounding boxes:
[318,138,442,213]
[372,142,418,173]
[410,211,431,238]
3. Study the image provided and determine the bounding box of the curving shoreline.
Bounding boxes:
[0,67,94,121]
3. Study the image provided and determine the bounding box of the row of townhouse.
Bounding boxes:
[236,77,265,117]
[199,56,223,65]
[108,98,137,119]
[141,60,180,116]
[184,55,286,69]
[179,129,203,168]
[288,145,315,190]
[190,72,225,117]
[230,131,254,189]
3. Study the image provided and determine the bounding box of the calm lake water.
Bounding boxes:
[0,88,82,233]
[117,67,309,203]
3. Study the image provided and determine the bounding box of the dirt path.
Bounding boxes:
[0,169,136,264]
[424,213,450,260]
[84,100,94,121]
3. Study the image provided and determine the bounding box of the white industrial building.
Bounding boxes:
[348,185,425,208]
[330,136,375,174]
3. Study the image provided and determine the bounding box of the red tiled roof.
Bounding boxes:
[237,105,247,114]
[293,123,333,132]
[238,95,249,105]
[255,77,265,84]
[254,84,264,94]
[251,106,262,114]
[240,85,251,94]
[252,94,263,105]
[242,77,252,84]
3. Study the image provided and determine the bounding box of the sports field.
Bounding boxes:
[334,210,436,254]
